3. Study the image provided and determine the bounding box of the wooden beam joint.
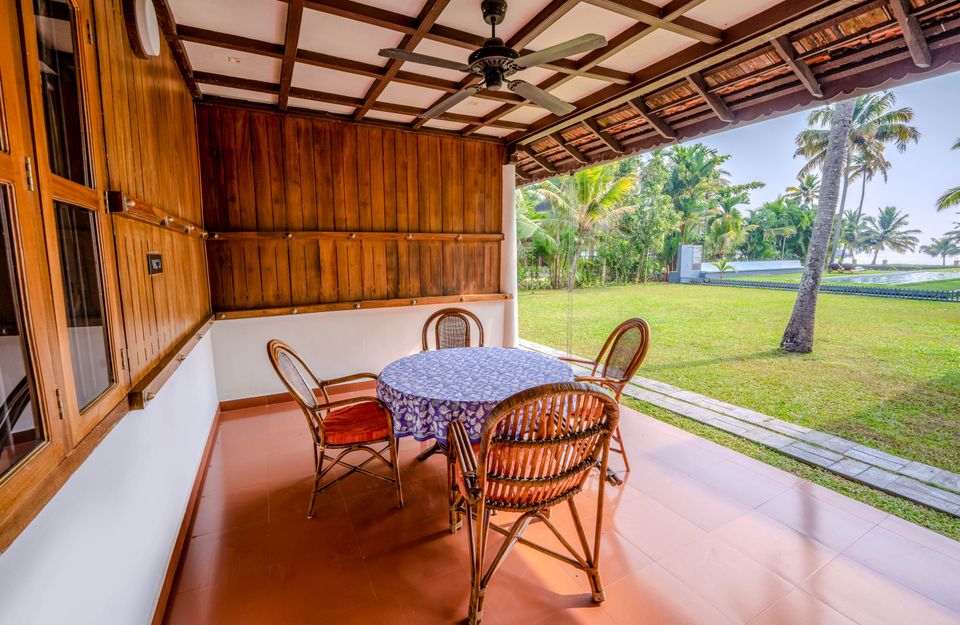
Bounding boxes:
[686,72,734,123]
[628,97,676,139]
[770,35,823,98]
[550,132,589,164]
[889,0,932,68]
[583,118,624,154]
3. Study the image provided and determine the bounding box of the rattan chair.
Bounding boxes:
[447,382,620,625]
[559,318,650,476]
[421,307,484,351]
[266,340,403,517]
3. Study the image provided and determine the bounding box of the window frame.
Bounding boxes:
[18,0,129,444]
[0,0,70,511]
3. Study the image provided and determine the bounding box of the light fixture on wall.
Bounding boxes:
[122,0,161,59]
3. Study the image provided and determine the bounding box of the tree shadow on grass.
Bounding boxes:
[644,348,787,374]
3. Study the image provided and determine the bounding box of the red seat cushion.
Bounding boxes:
[323,401,390,445]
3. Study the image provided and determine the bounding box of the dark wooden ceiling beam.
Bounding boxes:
[152,0,201,98]
[192,71,526,129]
[584,0,723,45]
[770,35,823,97]
[628,97,676,139]
[277,0,305,110]
[889,0,932,67]
[176,25,524,104]
[583,118,624,153]
[550,132,589,164]
[686,71,734,122]
[520,148,559,174]
[352,0,451,121]
[509,0,864,146]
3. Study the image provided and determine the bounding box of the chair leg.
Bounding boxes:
[390,436,404,508]
[468,506,490,625]
[447,454,462,533]
[615,426,631,474]
[307,444,325,519]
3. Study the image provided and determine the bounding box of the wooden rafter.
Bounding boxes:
[175,25,525,105]
[352,0,451,121]
[192,72,528,129]
[889,0,932,67]
[151,0,200,98]
[508,0,867,146]
[520,148,559,173]
[585,0,723,44]
[770,35,823,97]
[686,71,735,122]
[550,132,589,163]
[628,97,676,139]
[278,0,305,110]
[461,0,710,135]
[583,118,624,153]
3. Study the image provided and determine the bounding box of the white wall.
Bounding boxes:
[211,301,507,401]
[0,333,218,625]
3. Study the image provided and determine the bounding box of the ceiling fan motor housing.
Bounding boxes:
[481,0,508,25]
[468,37,519,89]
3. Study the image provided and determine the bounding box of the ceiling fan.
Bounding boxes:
[378,0,606,119]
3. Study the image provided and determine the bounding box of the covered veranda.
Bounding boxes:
[0,1,959,625]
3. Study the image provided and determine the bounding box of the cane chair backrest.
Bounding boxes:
[594,319,651,384]
[476,382,619,511]
[267,340,326,436]
[422,308,485,351]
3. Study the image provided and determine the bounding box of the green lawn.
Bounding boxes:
[519,284,960,473]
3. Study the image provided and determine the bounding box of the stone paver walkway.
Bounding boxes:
[521,339,960,516]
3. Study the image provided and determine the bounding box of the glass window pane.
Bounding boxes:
[0,187,44,477]
[54,201,113,409]
[33,0,92,186]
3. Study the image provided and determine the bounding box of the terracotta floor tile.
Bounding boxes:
[269,554,377,624]
[192,484,269,537]
[727,452,802,488]
[794,480,889,524]
[611,492,707,561]
[648,472,749,531]
[603,564,737,625]
[689,460,792,508]
[878,514,960,562]
[843,526,960,612]
[747,588,857,625]
[645,439,727,475]
[201,455,271,496]
[713,512,837,585]
[802,555,960,625]
[165,581,272,625]
[173,523,269,594]
[756,487,876,552]
[659,535,795,623]
[266,498,362,565]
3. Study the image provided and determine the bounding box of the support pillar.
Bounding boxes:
[500,164,518,347]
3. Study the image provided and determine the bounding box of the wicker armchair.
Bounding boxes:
[447,382,620,625]
[421,307,484,351]
[266,340,403,517]
[559,318,650,476]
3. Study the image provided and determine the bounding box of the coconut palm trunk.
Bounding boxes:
[828,153,852,264]
[781,99,856,353]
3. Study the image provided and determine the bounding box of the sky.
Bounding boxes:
[691,71,960,265]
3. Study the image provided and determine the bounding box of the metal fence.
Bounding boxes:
[695,278,960,302]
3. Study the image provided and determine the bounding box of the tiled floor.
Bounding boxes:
[164,394,960,625]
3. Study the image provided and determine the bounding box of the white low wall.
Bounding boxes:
[0,333,219,625]
[211,301,507,401]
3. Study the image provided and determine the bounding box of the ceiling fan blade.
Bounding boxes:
[420,85,482,119]
[508,80,576,116]
[378,48,471,72]
[512,34,607,69]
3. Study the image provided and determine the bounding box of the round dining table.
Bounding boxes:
[376,347,574,454]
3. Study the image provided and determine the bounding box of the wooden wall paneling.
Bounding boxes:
[198,105,505,313]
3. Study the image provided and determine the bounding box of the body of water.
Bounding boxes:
[824,270,960,285]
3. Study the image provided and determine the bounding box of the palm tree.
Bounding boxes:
[782,98,856,354]
[785,174,820,209]
[862,206,921,265]
[920,237,960,266]
[838,209,870,264]
[937,138,960,211]
[714,257,735,280]
[794,91,919,263]
[515,188,557,281]
[704,189,755,259]
[537,163,635,290]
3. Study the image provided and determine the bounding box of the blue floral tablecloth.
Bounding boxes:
[377,347,574,443]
